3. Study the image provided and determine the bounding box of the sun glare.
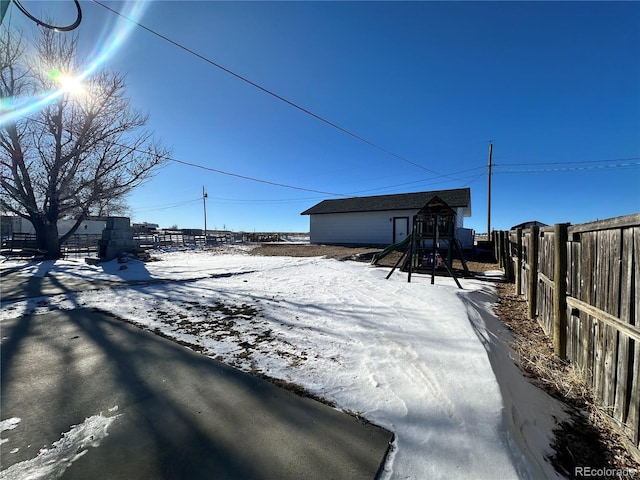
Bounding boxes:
[59,74,85,96]
[48,68,84,96]
[0,1,151,126]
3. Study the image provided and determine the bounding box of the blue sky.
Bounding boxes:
[5,1,640,233]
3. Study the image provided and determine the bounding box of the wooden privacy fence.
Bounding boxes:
[494,213,640,455]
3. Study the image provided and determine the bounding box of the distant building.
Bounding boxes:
[132,222,159,233]
[0,215,21,238]
[301,188,472,246]
[511,220,548,230]
[0,215,107,237]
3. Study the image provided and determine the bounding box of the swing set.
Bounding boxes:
[382,196,470,288]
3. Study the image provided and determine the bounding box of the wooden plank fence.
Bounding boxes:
[1,233,102,258]
[494,213,640,455]
[133,231,286,249]
[62,234,102,257]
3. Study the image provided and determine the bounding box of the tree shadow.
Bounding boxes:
[0,275,392,479]
[0,258,161,302]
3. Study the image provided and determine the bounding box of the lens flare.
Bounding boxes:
[59,75,85,95]
[1,1,151,125]
[48,68,61,81]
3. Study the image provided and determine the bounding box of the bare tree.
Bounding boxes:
[1,26,170,258]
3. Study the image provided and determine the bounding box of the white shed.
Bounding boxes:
[1,216,107,237]
[301,188,472,246]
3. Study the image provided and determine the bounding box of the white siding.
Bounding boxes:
[11,218,106,235]
[455,208,464,229]
[456,228,474,250]
[59,219,107,235]
[308,207,469,246]
[309,210,419,245]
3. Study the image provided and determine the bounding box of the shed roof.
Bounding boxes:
[511,220,548,230]
[301,188,471,217]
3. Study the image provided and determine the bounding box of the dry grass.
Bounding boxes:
[494,281,640,479]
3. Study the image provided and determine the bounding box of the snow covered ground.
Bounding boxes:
[0,248,567,479]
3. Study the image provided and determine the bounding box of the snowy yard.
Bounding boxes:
[0,248,567,479]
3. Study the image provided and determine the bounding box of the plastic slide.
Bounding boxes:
[370,234,412,265]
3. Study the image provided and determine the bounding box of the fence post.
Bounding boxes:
[502,231,507,271]
[553,223,568,359]
[503,230,514,282]
[492,230,498,263]
[528,226,539,319]
[515,228,523,295]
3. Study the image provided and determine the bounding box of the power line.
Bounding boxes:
[130,197,202,213]
[346,167,486,196]
[188,168,488,203]
[168,156,349,197]
[119,142,489,199]
[207,195,323,204]
[495,157,640,167]
[24,114,638,201]
[494,161,640,174]
[91,0,464,181]
[23,116,350,197]
[460,171,486,187]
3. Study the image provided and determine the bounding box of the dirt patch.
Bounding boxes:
[248,243,498,276]
[248,243,381,261]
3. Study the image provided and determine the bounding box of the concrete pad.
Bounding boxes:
[1,309,393,479]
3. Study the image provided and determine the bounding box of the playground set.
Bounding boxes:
[371,196,470,288]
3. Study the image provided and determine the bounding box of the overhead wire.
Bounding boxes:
[207,195,324,204]
[345,165,486,195]
[130,197,202,213]
[21,112,637,208]
[494,161,640,174]
[126,153,640,207]
[495,157,640,167]
[168,156,349,197]
[91,0,464,182]
[17,4,637,206]
[460,171,486,186]
[24,117,350,198]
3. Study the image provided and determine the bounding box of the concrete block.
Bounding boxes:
[101,228,134,241]
[106,217,131,230]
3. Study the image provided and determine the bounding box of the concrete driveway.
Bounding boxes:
[1,288,393,479]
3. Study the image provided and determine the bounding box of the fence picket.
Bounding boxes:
[614,228,633,423]
[627,227,640,446]
[496,214,640,456]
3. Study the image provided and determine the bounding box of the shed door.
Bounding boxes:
[393,217,409,244]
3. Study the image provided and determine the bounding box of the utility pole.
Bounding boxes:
[202,186,208,240]
[487,141,493,236]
